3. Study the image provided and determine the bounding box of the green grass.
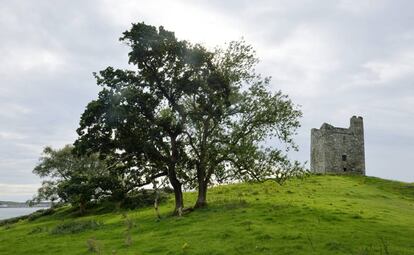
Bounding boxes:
[1,175,414,254]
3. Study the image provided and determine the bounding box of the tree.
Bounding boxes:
[75,23,214,215]
[179,41,303,208]
[75,22,303,213]
[32,145,107,214]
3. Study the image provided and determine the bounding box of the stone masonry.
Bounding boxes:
[311,116,365,175]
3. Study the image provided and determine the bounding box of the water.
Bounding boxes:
[0,207,44,220]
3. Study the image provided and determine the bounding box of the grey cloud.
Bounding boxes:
[1,0,413,201]
[208,0,414,182]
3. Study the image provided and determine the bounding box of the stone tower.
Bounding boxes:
[311,116,365,175]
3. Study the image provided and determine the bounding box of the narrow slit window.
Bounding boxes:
[342,155,347,161]
[343,168,347,172]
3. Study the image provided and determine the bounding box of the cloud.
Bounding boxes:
[1,0,414,202]
[0,48,65,77]
[337,0,386,15]
[258,24,340,97]
[0,131,26,140]
[0,183,40,202]
[98,0,242,48]
[354,49,414,85]
[0,103,31,119]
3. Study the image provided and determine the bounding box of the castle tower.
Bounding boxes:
[310,116,365,175]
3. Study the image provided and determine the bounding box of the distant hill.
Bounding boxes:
[0,175,413,254]
[0,201,26,207]
[0,201,50,208]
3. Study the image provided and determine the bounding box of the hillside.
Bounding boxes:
[0,175,413,254]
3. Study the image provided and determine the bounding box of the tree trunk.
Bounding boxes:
[153,181,161,219]
[194,119,210,209]
[168,134,184,216]
[194,179,208,208]
[169,175,184,216]
[79,200,86,215]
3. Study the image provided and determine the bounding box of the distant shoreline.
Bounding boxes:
[0,201,51,209]
[0,206,50,208]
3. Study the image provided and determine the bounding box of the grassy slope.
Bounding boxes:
[1,175,414,255]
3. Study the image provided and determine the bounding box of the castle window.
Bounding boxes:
[343,168,347,172]
[342,155,347,161]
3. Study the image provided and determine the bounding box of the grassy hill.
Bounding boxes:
[1,175,413,254]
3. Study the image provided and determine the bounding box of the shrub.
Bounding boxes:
[51,220,103,235]
[28,226,48,235]
[86,237,102,254]
[2,223,12,230]
[27,208,55,221]
[121,189,168,209]
[0,217,23,227]
[123,214,135,247]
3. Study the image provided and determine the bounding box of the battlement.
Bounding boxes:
[312,117,363,136]
[310,116,365,175]
[315,123,352,135]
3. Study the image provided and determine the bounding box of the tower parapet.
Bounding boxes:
[350,116,364,136]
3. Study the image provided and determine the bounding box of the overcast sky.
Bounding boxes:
[1,0,413,201]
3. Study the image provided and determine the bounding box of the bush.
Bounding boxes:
[0,216,27,227]
[86,237,102,254]
[28,226,48,235]
[27,208,55,221]
[50,220,103,235]
[121,189,168,209]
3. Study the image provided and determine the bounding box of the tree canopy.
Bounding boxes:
[74,22,303,214]
[32,145,107,214]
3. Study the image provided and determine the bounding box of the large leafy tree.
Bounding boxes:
[75,22,303,213]
[180,41,303,208]
[75,23,217,215]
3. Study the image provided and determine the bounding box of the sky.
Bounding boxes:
[1,0,413,201]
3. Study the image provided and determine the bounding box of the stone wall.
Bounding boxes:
[311,116,365,175]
